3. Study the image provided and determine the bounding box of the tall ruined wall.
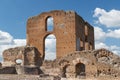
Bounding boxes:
[75,14,94,51]
[27,10,76,59]
[84,22,94,50]
[26,10,94,59]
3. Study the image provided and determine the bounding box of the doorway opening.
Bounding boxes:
[75,63,86,77]
[44,34,56,60]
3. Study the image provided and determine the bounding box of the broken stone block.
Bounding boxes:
[15,65,41,75]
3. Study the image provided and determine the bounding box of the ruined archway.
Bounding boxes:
[44,34,56,60]
[75,63,86,77]
[61,64,69,78]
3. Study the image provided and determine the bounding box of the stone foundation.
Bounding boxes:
[16,65,41,75]
[0,67,16,74]
[1,47,120,78]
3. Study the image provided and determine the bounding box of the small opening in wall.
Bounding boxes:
[76,38,80,51]
[46,17,54,31]
[75,63,86,77]
[61,65,69,78]
[85,35,88,42]
[16,59,23,65]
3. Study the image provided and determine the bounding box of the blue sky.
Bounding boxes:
[0,0,120,61]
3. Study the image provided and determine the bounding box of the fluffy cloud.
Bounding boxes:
[95,42,120,55]
[94,27,120,40]
[95,42,108,49]
[45,34,56,60]
[94,27,106,42]
[0,30,26,62]
[94,8,120,28]
[107,29,120,38]
[93,8,120,55]
[94,27,120,55]
[0,30,13,45]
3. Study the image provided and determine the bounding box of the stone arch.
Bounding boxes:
[43,34,56,60]
[61,64,69,78]
[75,62,86,77]
[61,63,70,78]
[45,16,54,31]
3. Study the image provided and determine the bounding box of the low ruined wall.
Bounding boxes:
[54,49,120,78]
[15,65,42,75]
[1,48,120,78]
[2,46,42,67]
[0,67,16,74]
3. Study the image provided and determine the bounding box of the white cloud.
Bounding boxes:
[14,39,26,46]
[94,27,106,42]
[0,30,26,62]
[107,29,120,38]
[0,30,13,45]
[95,42,108,49]
[94,27,120,55]
[95,42,120,55]
[94,27,120,41]
[94,8,120,28]
[45,34,56,60]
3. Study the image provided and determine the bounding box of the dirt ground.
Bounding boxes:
[0,74,119,80]
[0,74,40,80]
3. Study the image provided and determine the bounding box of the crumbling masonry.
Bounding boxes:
[26,10,94,59]
[1,10,120,79]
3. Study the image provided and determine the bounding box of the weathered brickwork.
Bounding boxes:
[1,10,120,80]
[26,10,94,59]
[2,46,42,67]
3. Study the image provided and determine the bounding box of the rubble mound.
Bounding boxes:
[54,48,120,78]
[0,46,120,79]
[41,48,120,78]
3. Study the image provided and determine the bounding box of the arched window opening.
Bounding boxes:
[44,34,56,60]
[16,59,23,65]
[46,17,54,31]
[85,25,88,36]
[80,40,84,50]
[76,38,80,51]
[75,63,86,78]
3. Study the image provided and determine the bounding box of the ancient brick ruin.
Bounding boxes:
[26,10,94,59]
[0,10,120,80]
[2,46,42,67]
